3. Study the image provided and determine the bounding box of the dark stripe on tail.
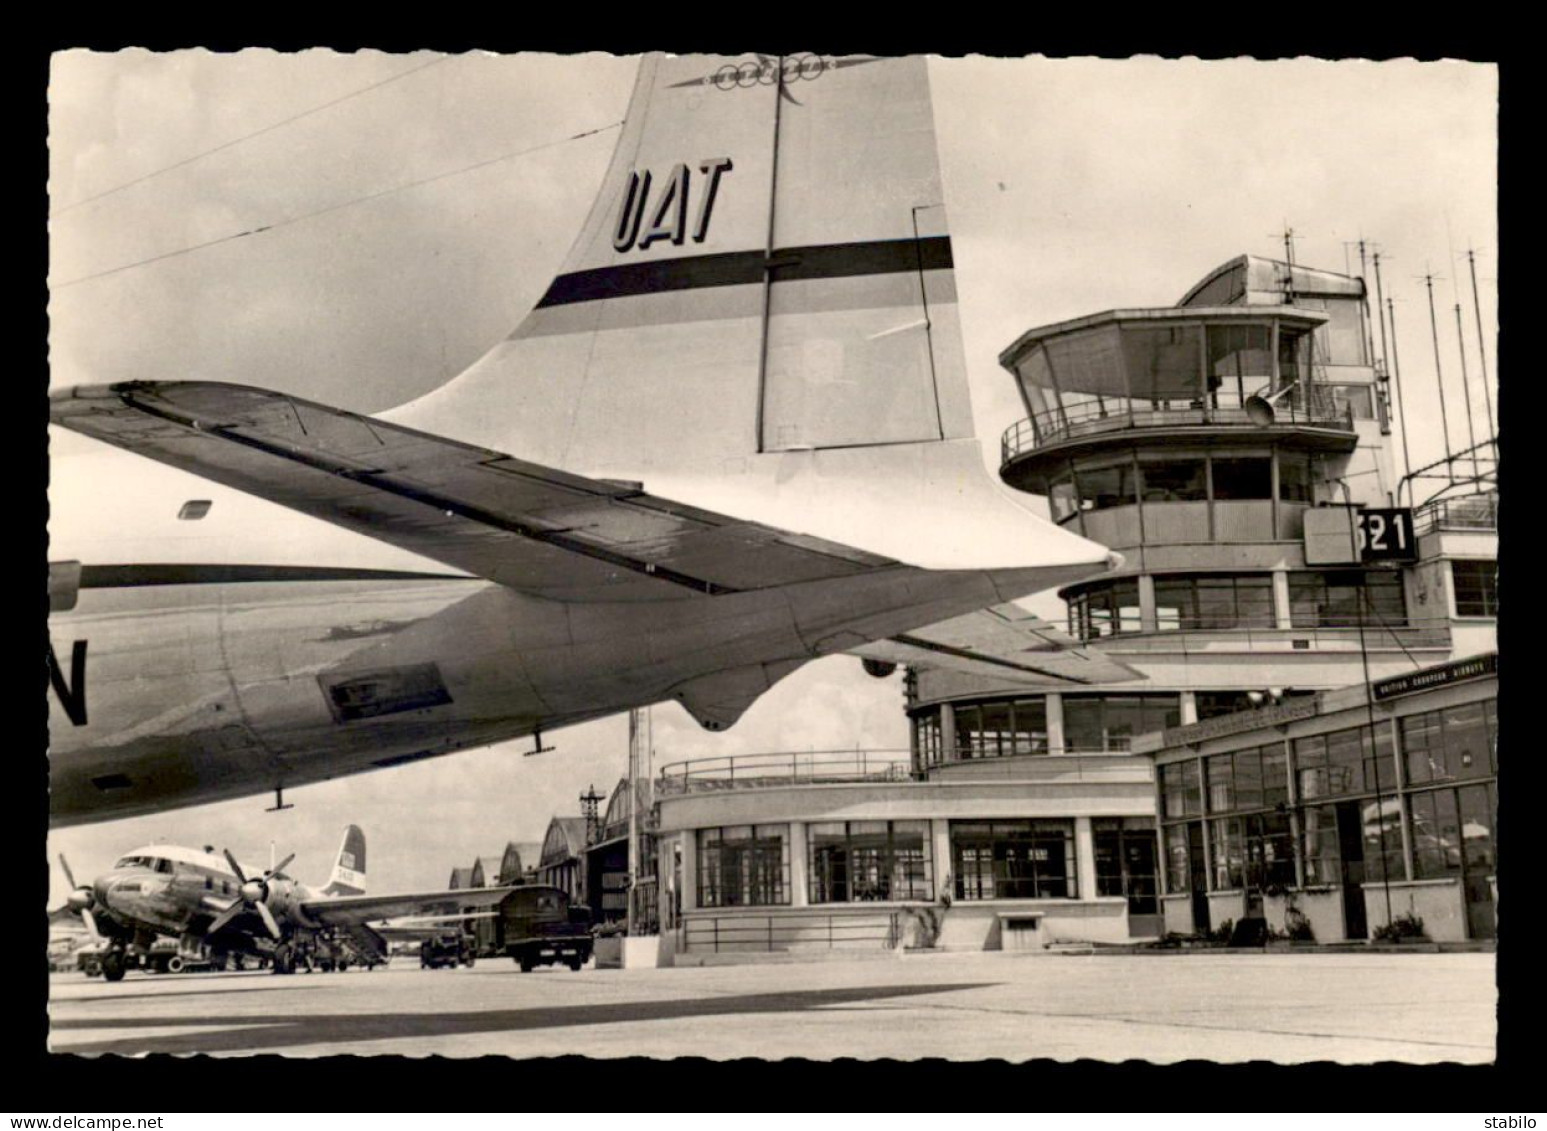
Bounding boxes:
[535,236,954,309]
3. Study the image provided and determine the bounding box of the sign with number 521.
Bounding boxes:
[1357,507,1417,562]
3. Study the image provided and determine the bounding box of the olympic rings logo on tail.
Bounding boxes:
[668,54,882,104]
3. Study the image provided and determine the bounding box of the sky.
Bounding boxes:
[45,51,1497,903]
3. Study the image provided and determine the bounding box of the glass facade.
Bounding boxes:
[1067,578,1141,639]
[1401,701,1497,785]
[1288,570,1407,628]
[1042,451,1323,533]
[1154,573,1275,631]
[1063,694,1180,752]
[808,821,933,903]
[951,699,1048,759]
[1156,691,1497,937]
[952,820,1078,901]
[696,825,790,908]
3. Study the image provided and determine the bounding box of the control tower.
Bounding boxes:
[906,256,1496,932]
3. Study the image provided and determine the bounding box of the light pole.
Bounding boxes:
[1334,478,1396,934]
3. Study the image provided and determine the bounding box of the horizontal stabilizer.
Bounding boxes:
[848,603,1141,686]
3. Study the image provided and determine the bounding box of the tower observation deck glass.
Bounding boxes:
[999,306,1353,470]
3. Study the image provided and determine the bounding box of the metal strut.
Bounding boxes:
[266,785,294,813]
[523,730,556,757]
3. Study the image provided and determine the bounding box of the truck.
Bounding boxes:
[496,885,594,972]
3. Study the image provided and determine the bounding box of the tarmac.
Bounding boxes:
[47,950,1496,1063]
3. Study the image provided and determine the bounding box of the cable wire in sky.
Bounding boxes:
[51,121,622,290]
[50,56,449,218]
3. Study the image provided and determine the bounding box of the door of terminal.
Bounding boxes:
[1187,822,1210,934]
[1335,802,1369,939]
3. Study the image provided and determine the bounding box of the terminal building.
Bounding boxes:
[531,255,1498,959]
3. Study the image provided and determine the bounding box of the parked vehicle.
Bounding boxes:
[420,933,476,969]
[496,885,593,972]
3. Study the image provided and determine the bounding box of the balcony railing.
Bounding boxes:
[656,749,914,796]
[1413,493,1498,535]
[1090,622,1453,653]
[1001,390,1354,463]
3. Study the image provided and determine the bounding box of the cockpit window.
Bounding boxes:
[114,855,150,869]
[155,858,175,874]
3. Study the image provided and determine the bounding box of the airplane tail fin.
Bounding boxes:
[392,53,972,469]
[321,824,367,896]
[386,53,1114,577]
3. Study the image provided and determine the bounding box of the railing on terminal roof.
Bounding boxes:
[1412,492,1498,535]
[917,748,1155,783]
[1089,622,1453,652]
[1001,389,1354,463]
[682,909,902,953]
[655,749,914,795]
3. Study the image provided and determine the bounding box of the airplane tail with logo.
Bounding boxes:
[321,824,366,896]
[388,54,1113,576]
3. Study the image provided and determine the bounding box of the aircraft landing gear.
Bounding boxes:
[100,949,127,983]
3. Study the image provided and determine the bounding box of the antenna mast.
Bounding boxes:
[1453,303,1482,480]
[1422,271,1456,485]
[1372,252,1411,483]
[1466,248,1498,460]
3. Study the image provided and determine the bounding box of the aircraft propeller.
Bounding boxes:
[205,849,295,940]
[57,853,102,940]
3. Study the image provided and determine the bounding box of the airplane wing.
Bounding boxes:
[50,381,902,604]
[847,603,1141,686]
[298,885,516,929]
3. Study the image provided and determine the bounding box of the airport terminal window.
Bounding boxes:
[1093,818,1159,913]
[696,825,789,908]
[1402,700,1496,785]
[1206,324,1273,406]
[1295,725,1394,800]
[1452,560,1498,617]
[953,698,1047,759]
[1210,457,1273,500]
[1063,694,1180,752]
[913,711,944,770]
[1194,690,1313,722]
[951,820,1078,901]
[1209,818,1245,889]
[1288,571,1407,628]
[1409,787,1462,880]
[1300,804,1341,885]
[808,820,933,903]
[1067,579,1141,640]
[1154,574,1275,631]
[1205,744,1286,813]
[1163,824,1191,892]
[1278,328,1310,385]
[1364,802,1404,885]
[1212,811,1293,889]
[1243,811,1295,889]
[1121,325,1203,403]
[1049,472,1079,523]
[1139,458,1207,503]
[1325,383,1375,420]
[1075,461,1139,512]
[1277,453,1314,503]
[1160,759,1202,818]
